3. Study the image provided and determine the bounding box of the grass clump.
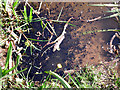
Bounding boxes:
[39,63,119,88]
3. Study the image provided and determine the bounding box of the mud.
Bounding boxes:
[17,2,120,81]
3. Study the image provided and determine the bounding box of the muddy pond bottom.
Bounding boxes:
[18,2,120,81]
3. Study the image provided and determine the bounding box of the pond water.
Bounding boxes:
[18,2,120,81]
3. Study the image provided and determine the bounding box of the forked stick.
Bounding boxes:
[41,17,73,56]
[52,17,73,52]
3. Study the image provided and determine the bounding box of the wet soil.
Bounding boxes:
[16,2,120,81]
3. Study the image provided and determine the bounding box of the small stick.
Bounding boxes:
[86,16,101,22]
[42,34,54,49]
[115,32,120,39]
[80,16,101,22]
[38,2,42,13]
[41,44,54,57]
[109,34,116,53]
[52,17,73,52]
[57,7,63,21]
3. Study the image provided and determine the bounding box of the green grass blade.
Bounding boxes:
[106,9,119,13]
[0,67,2,78]
[32,18,76,27]
[15,23,28,31]
[32,18,47,22]
[0,67,2,89]
[29,7,33,23]
[12,8,19,21]
[57,7,63,21]
[46,21,57,36]
[82,29,120,35]
[51,20,76,27]
[89,4,120,7]
[28,38,48,42]
[45,71,71,88]
[3,0,7,11]
[41,20,44,28]
[31,43,41,51]
[4,42,12,71]
[0,68,27,80]
[23,6,28,23]
[2,54,20,77]
[30,45,32,55]
[0,19,4,27]
[12,0,19,8]
[102,13,119,19]
[74,77,81,87]
[68,73,79,88]
[26,66,32,82]
[42,75,50,88]
[43,23,47,31]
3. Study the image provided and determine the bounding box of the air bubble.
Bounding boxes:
[111,57,114,60]
[81,11,83,14]
[101,46,104,49]
[88,41,91,44]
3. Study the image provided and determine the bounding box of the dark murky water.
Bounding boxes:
[18,2,120,81]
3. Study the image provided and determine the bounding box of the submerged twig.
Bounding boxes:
[41,17,73,56]
[41,44,54,57]
[57,7,63,21]
[87,16,101,22]
[109,32,120,54]
[80,16,102,22]
[38,2,42,13]
[109,34,116,53]
[46,21,57,36]
[53,17,73,52]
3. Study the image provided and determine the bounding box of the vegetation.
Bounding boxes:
[0,0,120,88]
